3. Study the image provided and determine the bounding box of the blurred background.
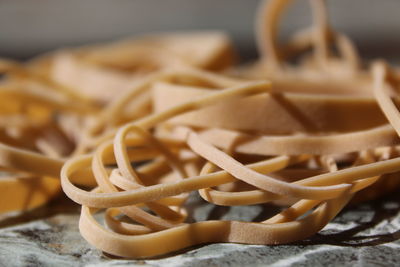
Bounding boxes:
[1,0,399,61]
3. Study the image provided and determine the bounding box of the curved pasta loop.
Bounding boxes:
[2,0,400,260]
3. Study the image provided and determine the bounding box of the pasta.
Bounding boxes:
[1,0,400,259]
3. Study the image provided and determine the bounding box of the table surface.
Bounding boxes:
[1,191,400,267]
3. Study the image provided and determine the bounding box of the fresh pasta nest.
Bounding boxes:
[1,0,400,259]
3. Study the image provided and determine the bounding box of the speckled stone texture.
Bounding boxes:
[1,192,400,267]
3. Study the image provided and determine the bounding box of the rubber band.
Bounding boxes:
[2,0,400,259]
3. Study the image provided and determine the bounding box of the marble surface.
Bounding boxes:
[1,192,400,267]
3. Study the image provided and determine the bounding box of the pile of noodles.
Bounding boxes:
[2,0,400,258]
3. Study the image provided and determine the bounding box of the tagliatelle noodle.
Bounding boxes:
[2,0,400,260]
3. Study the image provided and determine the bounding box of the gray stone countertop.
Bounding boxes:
[1,191,400,267]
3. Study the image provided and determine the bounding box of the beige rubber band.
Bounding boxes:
[3,0,400,260]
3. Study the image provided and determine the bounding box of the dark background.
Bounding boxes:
[1,0,399,61]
